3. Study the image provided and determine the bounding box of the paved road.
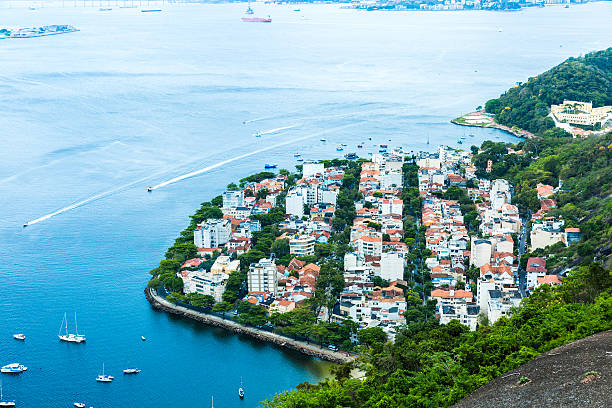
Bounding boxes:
[517,214,529,296]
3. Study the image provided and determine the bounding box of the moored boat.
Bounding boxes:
[12,334,25,341]
[1,363,27,374]
[123,368,141,374]
[0,383,15,407]
[344,153,358,160]
[141,335,146,341]
[264,164,277,169]
[96,363,113,382]
[58,312,85,343]
[74,403,85,408]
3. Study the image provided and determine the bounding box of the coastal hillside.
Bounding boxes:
[471,132,612,271]
[263,260,611,407]
[452,330,612,408]
[484,47,612,136]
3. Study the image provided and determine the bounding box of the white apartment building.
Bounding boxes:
[470,238,492,268]
[302,162,325,178]
[182,270,228,302]
[354,235,383,258]
[222,190,244,208]
[289,235,316,257]
[380,198,403,216]
[247,258,279,295]
[193,219,232,249]
[379,252,404,281]
[285,189,305,218]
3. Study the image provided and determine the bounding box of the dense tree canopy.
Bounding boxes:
[485,48,611,136]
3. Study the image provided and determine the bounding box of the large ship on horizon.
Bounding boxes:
[241,16,272,23]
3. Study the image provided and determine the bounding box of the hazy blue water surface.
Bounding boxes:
[0,2,611,407]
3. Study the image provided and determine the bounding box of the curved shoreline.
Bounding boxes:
[145,288,355,364]
[451,111,535,139]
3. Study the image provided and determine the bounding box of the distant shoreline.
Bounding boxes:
[451,110,535,139]
[145,288,355,364]
[0,25,79,40]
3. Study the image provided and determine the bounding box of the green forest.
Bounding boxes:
[484,48,612,136]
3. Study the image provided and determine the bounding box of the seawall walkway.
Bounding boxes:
[145,288,356,364]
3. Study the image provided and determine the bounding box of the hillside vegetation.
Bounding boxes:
[484,48,612,136]
[263,263,611,408]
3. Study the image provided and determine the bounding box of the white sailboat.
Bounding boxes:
[58,312,85,343]
[0,382,15,407]
[96,363,113,383]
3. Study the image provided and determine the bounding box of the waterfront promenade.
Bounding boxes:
[145,288,356,364]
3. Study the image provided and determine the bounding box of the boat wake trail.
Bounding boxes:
[23,174,157,227]
[257,124,299,136]
[150,122,363,191]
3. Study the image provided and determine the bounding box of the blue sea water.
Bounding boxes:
[0,2,610,407]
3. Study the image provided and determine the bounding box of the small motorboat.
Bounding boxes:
[344,153,358,160]
[74,403,85,408]
[296,158,304,162]
[13,334,25,341]
[336,146,343,151]
[123,368,141,374]
[320,138,326,142]
[238,387,245,399]
[254,132,262,138]
[264,164,277,169]
[1,363,27,374]
[141,336,146,341]
[147,187,153,192]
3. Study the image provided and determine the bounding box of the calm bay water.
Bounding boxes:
[0,2,610,407]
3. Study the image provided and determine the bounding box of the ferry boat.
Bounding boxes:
[0,384,15,407]
[13,334,25,341]
[96,363,113,383]
[123,368,141,374]
[242,16,271,23]
[264,164,277,169]
[1,364,27,374]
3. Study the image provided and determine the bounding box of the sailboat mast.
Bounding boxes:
[74,312,78,335]
[65,312,69,335]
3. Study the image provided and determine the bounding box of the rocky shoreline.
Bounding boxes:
[145,288,355,364]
